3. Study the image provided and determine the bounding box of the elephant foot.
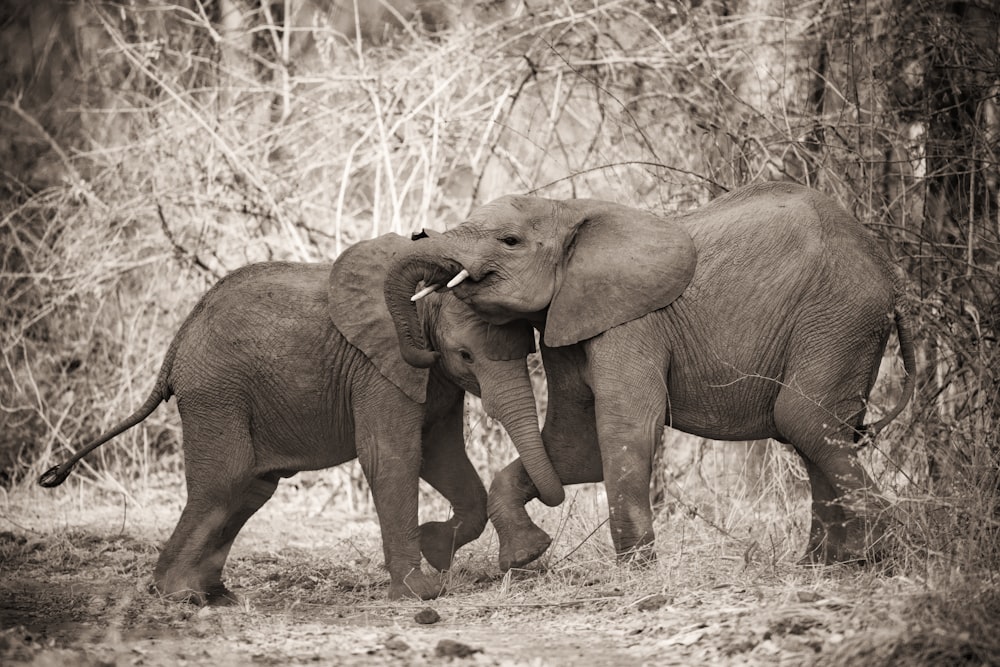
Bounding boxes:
[798,548,865,567]
[152,569,235,606]
[420,521,461,572]
[498,523,552,572]
[388,569,445,600]
[798,531,862,566]
[798,544,841,567]
[616,540,657,567]
[205,583,240,606]
[151,582,236,607]
[798,527,880,566]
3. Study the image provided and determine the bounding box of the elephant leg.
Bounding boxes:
[154,496,232,604]
[354,387,442,600]
[419,396,487,571]
[154,423,277,605]
[775,384,887,564]
[796,455,847,564]
[489,384,602,571]
[199,474,279,602]
[588,338,668,564]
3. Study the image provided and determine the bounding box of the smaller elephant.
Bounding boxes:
[39,232,563,604]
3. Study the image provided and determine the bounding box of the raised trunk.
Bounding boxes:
[383,238,467,368]
[479,360,565,507]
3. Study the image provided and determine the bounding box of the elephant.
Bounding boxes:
[38,232,564,604]
[383,181,917,570]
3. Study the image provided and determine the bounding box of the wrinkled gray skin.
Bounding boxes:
[385,181,916,570]
[39,233,563,604]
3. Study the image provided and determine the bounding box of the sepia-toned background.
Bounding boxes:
[1,1,997,664]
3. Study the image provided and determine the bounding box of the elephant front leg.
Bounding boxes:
[419,396,487,571]
[488,413,603,572]
[597,433,659,564]
[355,394,443,600]
[590,348,668,564]
[488,460,554,571]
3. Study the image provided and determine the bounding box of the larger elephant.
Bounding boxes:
[384,181,916,569]
[39,232,563,604]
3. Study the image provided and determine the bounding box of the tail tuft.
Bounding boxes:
[38,464,74,488]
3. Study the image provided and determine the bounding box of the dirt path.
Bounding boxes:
[1,477,995,666]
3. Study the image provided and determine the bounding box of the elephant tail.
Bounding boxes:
[865,304,917,437]
[37,346,176,488]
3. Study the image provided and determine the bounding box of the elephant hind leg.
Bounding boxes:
[201,474,279,603]
[797,456,847,564]
[154,436,278,605]
[774,385,886,565]
[154,474,278,605]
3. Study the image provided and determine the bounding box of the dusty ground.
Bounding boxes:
[1,472,996,666]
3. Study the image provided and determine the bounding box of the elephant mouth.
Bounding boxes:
[409,263,470,301]
[451,276,527,325]
[413,265,496,302]
[450,271,494,297]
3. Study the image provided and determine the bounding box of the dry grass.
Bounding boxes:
[3,477,999,666]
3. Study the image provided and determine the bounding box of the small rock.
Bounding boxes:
[637,593,672,612]
[796,590,822,603]
[384,635,410,652]
[435,639,481,658]
[414,607,441,625]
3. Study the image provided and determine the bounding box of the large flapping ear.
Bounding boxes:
[329,233,428,403]
[545,199,697,347]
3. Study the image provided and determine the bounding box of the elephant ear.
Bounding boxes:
[544,199,697,347]
[329,233,427,403]
[485,320,536,361]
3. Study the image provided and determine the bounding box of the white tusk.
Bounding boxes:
[446,269,470,289]
[411,284,439,301]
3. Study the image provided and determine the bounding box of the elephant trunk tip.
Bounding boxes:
[538,485,565,507]
[400,345,440,369]
[38,463,74,488]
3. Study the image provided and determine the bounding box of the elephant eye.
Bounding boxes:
[500,235,520,247]
[459,350,474,363]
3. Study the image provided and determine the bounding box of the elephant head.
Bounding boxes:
[330,232,564,507]
[383,196,698,351]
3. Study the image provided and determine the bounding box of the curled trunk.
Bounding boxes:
[383,239,464,368]
[384,238,563,504]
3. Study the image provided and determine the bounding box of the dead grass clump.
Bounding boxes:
[820,584,1000,667]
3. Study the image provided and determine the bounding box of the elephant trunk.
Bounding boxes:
[384,239,466,368]
[479,360,564,507]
